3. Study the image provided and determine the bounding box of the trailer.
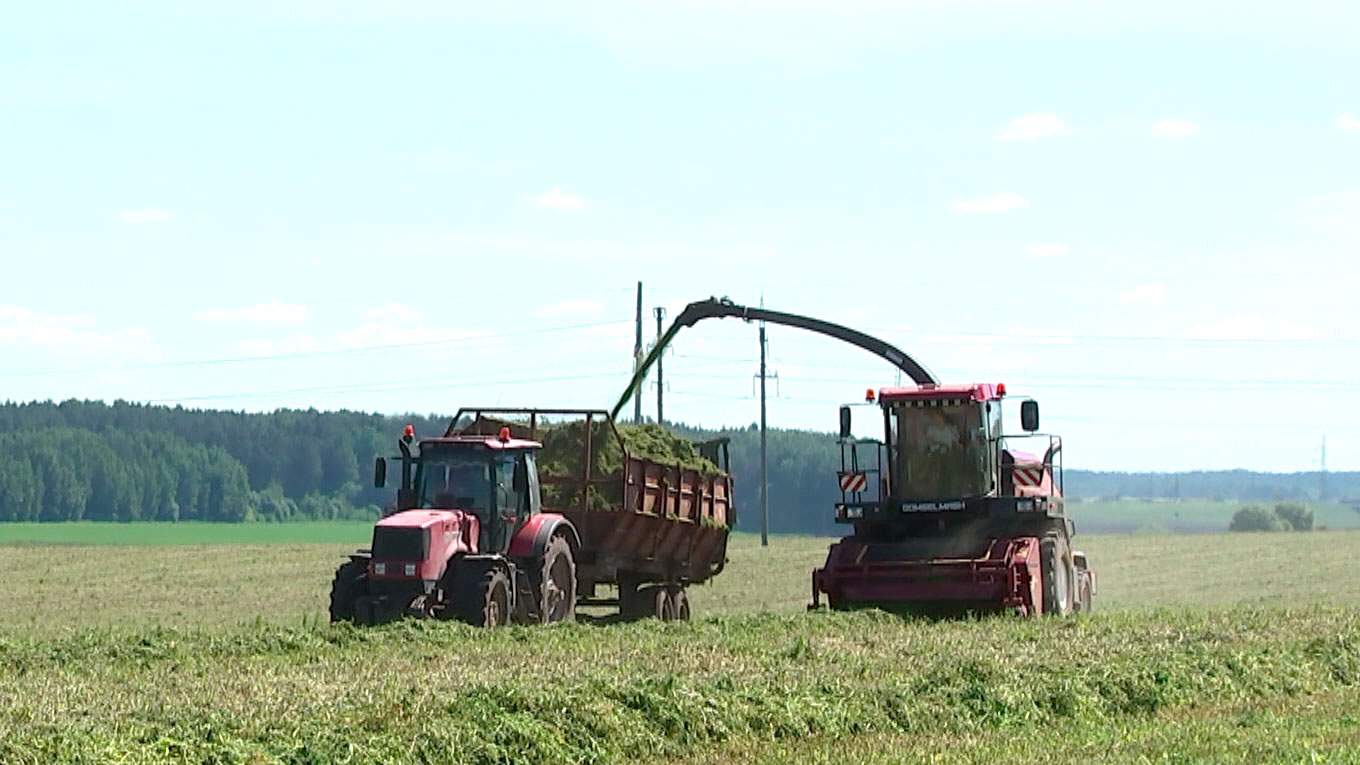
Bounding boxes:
[450,408,733,621]
[329,408,734,626]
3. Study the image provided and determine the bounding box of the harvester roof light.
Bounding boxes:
[865,388,876,402]
[996,383,1007,397]
[498,426,511,442]
[402,424,415,443]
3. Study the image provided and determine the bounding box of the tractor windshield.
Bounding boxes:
[893,400,990,500]
[417,453,493,512]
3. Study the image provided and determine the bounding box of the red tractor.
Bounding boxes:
[811,384,1095,616]
[329,425,579,626]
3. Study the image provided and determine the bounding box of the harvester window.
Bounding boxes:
[895,401,990,500]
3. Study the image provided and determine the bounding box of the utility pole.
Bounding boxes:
[759,323,769,547]
[1321,435,1328,501]
[654,306,666,425]
[633,282,643,423]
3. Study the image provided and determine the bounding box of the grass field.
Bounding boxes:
[3,527,1360,762]
[1068,499,1360,534]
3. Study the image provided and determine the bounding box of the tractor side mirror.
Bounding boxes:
[839,405,852,440]
[373,457,387,488]
[512,457,528,493]
[1020,400,1040,432]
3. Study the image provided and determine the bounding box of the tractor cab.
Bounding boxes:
[375,427,544,555]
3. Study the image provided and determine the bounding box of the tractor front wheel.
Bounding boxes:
[328,558,368,623]
[452,566,511,627]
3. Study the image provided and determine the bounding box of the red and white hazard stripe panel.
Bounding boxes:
[839,472,868,492]
[1012,467,1045,488]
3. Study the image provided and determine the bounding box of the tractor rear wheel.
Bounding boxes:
[452,566,511,627]
[668,586,690,621]
[1040,534,1074,616]
[535,535,577,624]
[328,558,368,623]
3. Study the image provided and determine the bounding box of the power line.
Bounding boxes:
[145,370,623,405]
[0,319,633,380]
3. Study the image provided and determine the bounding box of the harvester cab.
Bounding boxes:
[813,383,1095,617]
[330,425,580,627]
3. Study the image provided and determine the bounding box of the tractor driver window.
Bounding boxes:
[495,457,521,517]
[422,458,491,513]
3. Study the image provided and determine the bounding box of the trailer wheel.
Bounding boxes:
[328,558,368,623]
[668,586,690,621]
[452,566,511,627]
[648,585,676,621]
[535,535,577,624]
[1040,534,1074,617]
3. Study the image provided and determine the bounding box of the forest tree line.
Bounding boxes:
[0,400,1355,531]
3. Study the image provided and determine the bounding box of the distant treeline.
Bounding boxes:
[0,400,446,523]
[1065,470,1359,505]
[0,400,1354,530]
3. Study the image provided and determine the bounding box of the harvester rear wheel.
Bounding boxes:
[535,535,577,624]
[328,558,368,623]
[452,566,511,627]
[1040,534,1074,617]
[668,586,690,621]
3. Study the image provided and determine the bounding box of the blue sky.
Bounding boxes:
[2,0,1358,471]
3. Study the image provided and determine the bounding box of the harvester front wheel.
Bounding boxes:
[1040,534,1074,617]
[535,535,577,624]
[452,566,511,627]
[328,558,368,623]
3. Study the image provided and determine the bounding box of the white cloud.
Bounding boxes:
[1117,283,1166,307]
[118,209,169,224]
[1024,243,1069,258]
[1149,120,1199,140]
[1184,315,1322,341]
[951,193,1028,215]
[1295,188,1360,235]
[193,300,311,327]
[1338,113,1360,133]
[532,188,588,212]
[380,232,778,265]
[533,299,606,319]
[0,304,156,358]
[231,333,321,357]
[334,322,486,350]
[995,113,1071,142]
[363,303,422,323]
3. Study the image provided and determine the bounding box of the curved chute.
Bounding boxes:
[611,297,937,420]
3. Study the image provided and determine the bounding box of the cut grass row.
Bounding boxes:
[3,530,1360,634]
[2,608,1359,764]
[4,525,1360,762]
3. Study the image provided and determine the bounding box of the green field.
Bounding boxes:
[1069,499,1360,534]
[3,528,1360,762]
